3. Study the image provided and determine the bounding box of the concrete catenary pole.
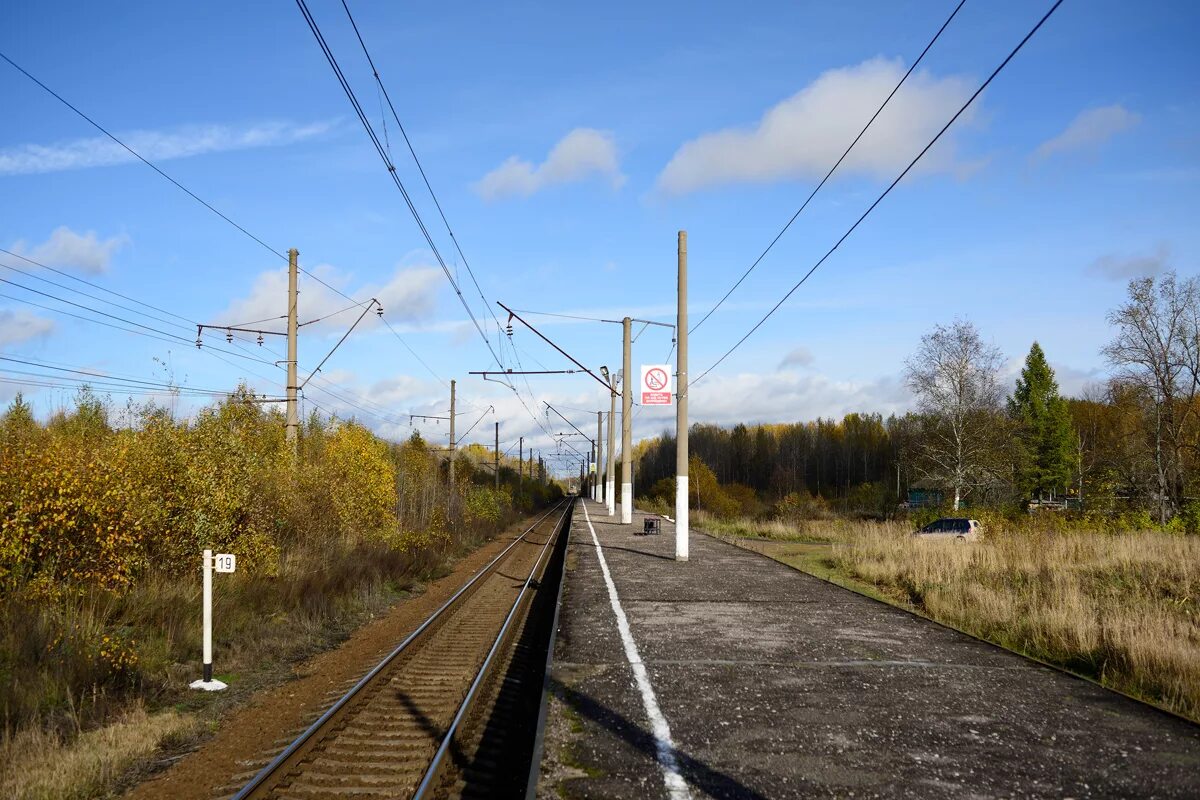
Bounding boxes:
[676,230,689,561]
[607,374,616,516]
[621,316,633,524]
[596,411,603,502]
[285,248,299,450]
[494,421,500,491]
[449,379,456,486]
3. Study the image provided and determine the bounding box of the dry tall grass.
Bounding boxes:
[0,707,197,800]
[830,523,1200,721]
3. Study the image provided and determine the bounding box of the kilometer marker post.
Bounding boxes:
[191,548,236,691]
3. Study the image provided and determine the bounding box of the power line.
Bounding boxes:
[0,289,190,349]
[293,0,508,374]
[379,316,451,389]
[0,246,196,327]
[0,375,239,400]
[693,0,1065,385]
[0,269,279,367]
[510,308,612,325]
[0,51,366,306]
[0,356,251,396]
[0,51,283,262]
[338,0,504,352]
[299,4,553,436]
[0,249,287,365]
[689,0,968,335]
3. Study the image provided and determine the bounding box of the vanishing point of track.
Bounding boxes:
[231,499,573,800]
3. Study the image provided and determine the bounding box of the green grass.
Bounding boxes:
[747,541,894,604]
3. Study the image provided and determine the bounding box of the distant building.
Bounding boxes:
[905,481,943,508]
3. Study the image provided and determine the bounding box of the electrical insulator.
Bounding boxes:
[506,324,513,337]
[257,334,264,346]
[376,305,384,317]
[195,337,202,349]
[226,330,233,343]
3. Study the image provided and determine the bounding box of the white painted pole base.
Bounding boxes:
[621,483,633,524]
[675,476,689,561]
[192,548,226,691]
[606,480,615,516]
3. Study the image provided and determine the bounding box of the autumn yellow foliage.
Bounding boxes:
[0,387,561,739]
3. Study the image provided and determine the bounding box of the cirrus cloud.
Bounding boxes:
[657,57,980,194]
[0,119,336,176]
[474,128,625,200]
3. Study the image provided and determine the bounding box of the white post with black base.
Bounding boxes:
[190,548,235,691]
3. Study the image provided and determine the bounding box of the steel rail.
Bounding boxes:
[412,499,573,798]
[232,499,568,800]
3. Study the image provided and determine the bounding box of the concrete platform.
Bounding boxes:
[535,498,1200,799]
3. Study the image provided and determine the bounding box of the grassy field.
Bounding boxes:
[698,512,1200,723]
[0,541,435,799]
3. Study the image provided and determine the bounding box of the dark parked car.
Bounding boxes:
[915,517,980,541]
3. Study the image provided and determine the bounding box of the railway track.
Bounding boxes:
[230,499,572,800]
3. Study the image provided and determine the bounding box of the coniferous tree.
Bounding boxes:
[1008,342,1076,499]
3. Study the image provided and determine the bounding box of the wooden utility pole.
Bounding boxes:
[285,248,299,450]
[676,230,689,561]
[621,316,633,524]
[449,379,456,486]
[494,421,500,491]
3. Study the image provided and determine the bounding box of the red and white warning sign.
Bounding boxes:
[640,364,673,406]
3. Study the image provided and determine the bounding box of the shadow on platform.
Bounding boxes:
[551,677,770,800]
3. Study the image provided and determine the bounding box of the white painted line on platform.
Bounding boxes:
[579,499,691,800]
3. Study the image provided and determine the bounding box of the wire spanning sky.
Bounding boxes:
[1,1,1198,475]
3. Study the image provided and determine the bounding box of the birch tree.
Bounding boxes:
[904,320,1005,510]
[1102,271,1200,522]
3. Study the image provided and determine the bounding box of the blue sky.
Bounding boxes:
[2,0,1198,475]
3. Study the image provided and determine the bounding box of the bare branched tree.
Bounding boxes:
[1102,271,1200,522]
[904,319,1006,510]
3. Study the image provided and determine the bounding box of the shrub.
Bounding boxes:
[776,491,831,522]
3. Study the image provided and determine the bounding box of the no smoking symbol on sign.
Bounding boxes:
[646,368,668,391]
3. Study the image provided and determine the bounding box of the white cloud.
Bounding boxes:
[1034,104,1139,162]
[657,57,978,194]
[11,226,127,274]
[216,262,442,336]
[0,309,56,346]
[1086,244,1169,281]
[475,128,625,200]
[779,346,814,368]
[0,120,335,176]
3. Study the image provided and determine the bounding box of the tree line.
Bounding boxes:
[636,271,1200,526]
